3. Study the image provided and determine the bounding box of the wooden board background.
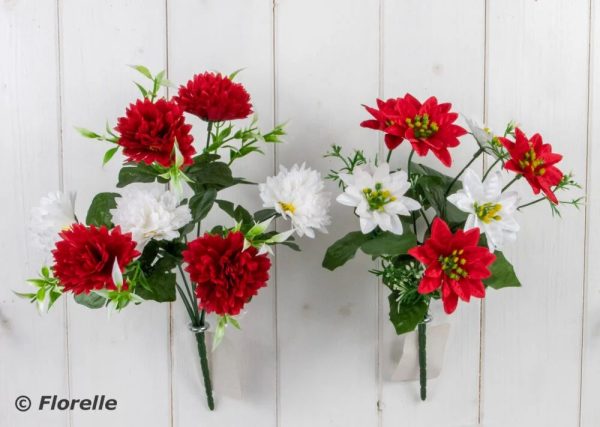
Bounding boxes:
[0,0,596,426]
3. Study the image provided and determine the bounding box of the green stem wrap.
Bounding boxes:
[194,329,215,411]
[418,321,427,401]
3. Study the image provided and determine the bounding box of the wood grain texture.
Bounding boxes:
[0,1,68,426]
[59,1,171,426]
[275,0,380,425]
[167,1,277,425]
[483,1,589,426]
[380,1,485,425]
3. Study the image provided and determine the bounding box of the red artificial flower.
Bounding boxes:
[183,231,271,316]
[500,128,563,204]
[174,72,253,122]
[115,98,195,168]
[361,94,466,167]
[52,224,139,295]
[408,218,495,314]
[360,98,406,150]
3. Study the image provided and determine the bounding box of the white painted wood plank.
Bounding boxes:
[380,1,485,425]
[167,1,277,425]
[276,1,380,425]
[483,1,589,426]
[59,2,171,426]
[580,0,597,425]
[0,2,68,426]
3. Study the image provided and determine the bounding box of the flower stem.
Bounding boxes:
[386,149,393,163]
[205,121,213,150]
[517,196,546,210]
[418,320,427,401]
[502,175,521,192]
[194,328,215,411]
[482,157,502,181]
[444,148,484,197]
[407,149,415,177]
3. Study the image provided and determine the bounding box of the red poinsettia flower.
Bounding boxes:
[183,231,271,316]
[360,98,405,150]
[115,98,195,168]
[408,218,495,314]
[361,94,466,167]
[174,72,253,122]
[52,224,139,295]
[500,128,563,204]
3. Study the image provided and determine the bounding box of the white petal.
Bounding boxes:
[462,169,484,201]
[484,171,503,200]
[336,193,360,207]
[360,217,377,234]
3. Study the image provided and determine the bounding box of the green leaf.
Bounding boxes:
[117,164,158,188]
[189,189,217,222]
[322,231,371,271]
[388,293,428,335]
[484,251,521,289]
[135,257,177,302]
[187,161,234,189]
[103,146,119,165]
[360,231,417,257]
[215,200,235,217]
[74,292,106,309]
[134,82,149,98]
[129,64,153,80]
[86,192,120,227]
[253,208,278,222]
[76,127,101,139]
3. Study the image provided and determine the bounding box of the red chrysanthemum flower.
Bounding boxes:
[408,218,495,314]
[52,224,139,295]
[174,72,253,122]
[499,128,563,204]
[183,231,271,316]
[115,98,195,168]
[360,98,406,150]
[361,94,467,167]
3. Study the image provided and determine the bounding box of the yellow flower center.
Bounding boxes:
[439,249,468,280]
[279,201,296,214]
[474,202,502,224]
[363,182,397,211]
[405,114,439,139]
[518,145,545,176]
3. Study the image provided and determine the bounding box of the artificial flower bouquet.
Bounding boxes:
[20,67,330,410]
[322,93,582,400]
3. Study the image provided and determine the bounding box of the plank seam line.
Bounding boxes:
[578,0,594,425]
[55,1,71,426]
[478,0,490,424]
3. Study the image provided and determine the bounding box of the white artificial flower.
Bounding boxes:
[447,168,520,252]
[110,188,192,250]
[336,163,421,235]
[259,163,331,238]
[465,117,494,145]
[30,191,77,253]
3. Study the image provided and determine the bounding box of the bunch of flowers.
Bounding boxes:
[19,66,330,410]
[323,93,582,400]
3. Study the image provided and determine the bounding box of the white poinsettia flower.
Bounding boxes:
[447,168,520,251]
[465,117,494,145]
[259,163,331,238]
[111,188,191,250]
[336,163,420,235]
[30,191,77,253]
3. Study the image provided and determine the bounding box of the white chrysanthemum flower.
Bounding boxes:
[336,163,420,235]
[259,163,331,238]
[30,191,77,253]
[465,117,494,145]
[110,188,192,250]
[447,168,520,251]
